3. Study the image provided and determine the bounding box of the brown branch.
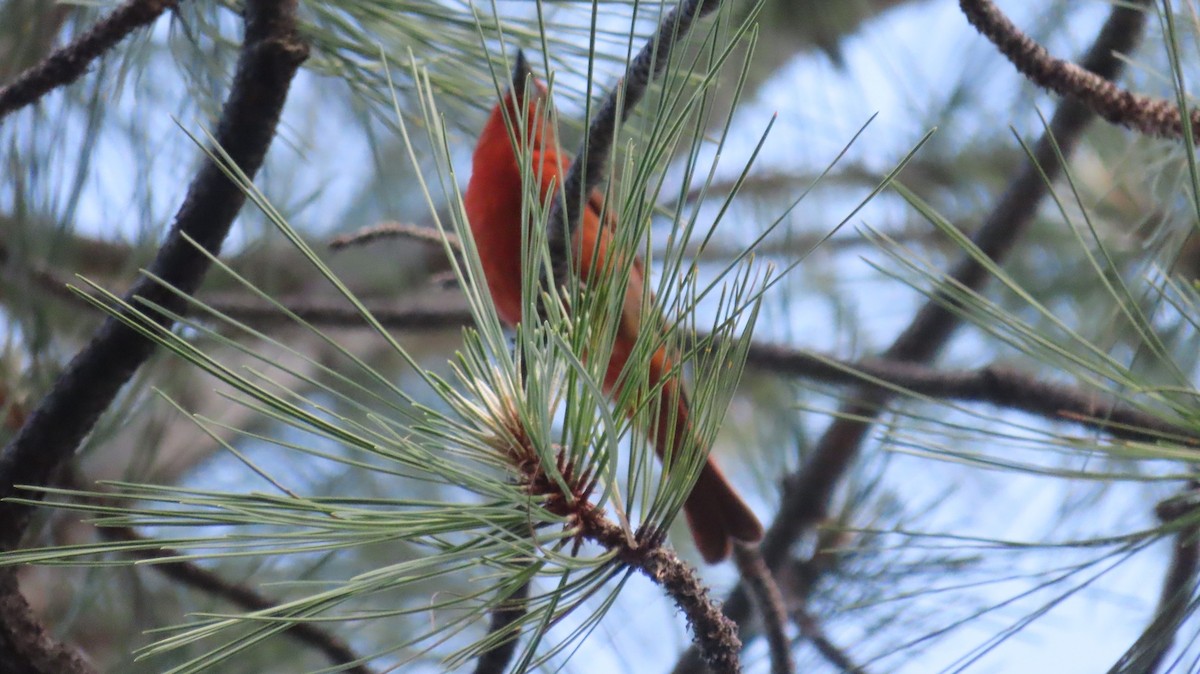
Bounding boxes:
[0,0,176,120]
[1109,484,1200,673]
[585,513,741,673]
[774,0,1150,573]
[100,525,373,673]
[960,0,1197,141]
[0,568,95,674]
[496,402,741,671]
[49,465,373,672]
[471,580,530,674]
[197,291,474,331]
[329,221,461,251]
[38,258,1186,449]
[741,344,1195,445]
[793,604,865,674]
[733,545,792,674]
[53,274,1189,447]
[673,3,1150,671]
[92,283,1195,447]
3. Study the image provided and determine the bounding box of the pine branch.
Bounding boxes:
[26,242,1183,447]
[35,260,1183,447]
[330,221,461,251]
[741,344,1194,444]
[0,0,176,120]
[1109,484,1200,673]
[0,398,85,674]
[49,465,374,673]
[0,569,95,674]
[585,513,742,673]
[733,545,792,674]
[471,580,530,674]
[960,0,1196,141]
[793,604,866,674]
[100,525,374,673]
[494,400,742,671]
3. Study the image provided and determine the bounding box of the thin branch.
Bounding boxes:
[503,425,741,669]
[198,291,474,331]
[673,3,1150,671]
[792,604,865,674]
[733,545,792,674]
[36,252,1186,447]
[89,281,1195,445]
[741,344,1195,445]
[0,0,176,120]
[959,0,1196,141]
[547,0,723,285]
[775,0,1150,573]
[329,221,461,251]
[101,525,374,673]
[1109,483,1200,673]
[0,0,307,547]
[50,466,374,673]
[777,0,1148,618]
[472,580,531,674]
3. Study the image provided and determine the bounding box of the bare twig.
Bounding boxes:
[960,0,1195,141]
[100,525,374,673]
[41,263,1187,447]
[741,344,1195,445]
[1109,483,1200,673]
[28,245,1185,447]
[673,3,1150,671]
[329,221,461,251]
[51,465,373,673]
[111,284,1200,446]
[0,0,176,120]
[472,580,531,674]
[733,545,792,674]
[793,604,865,674]
[198,291,474,331]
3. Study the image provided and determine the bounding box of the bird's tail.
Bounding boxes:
[651,365,764,563]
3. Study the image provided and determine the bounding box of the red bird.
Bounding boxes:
[463,51,763,563]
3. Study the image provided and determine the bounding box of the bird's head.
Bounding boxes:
[489,49,555,152]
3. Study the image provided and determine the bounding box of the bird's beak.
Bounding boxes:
[510,48,532,101]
